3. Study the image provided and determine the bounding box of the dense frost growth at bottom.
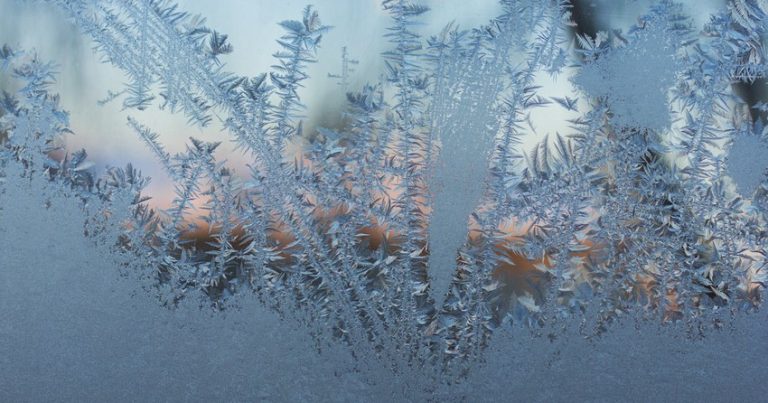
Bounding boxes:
[1,173,767,401]
[1,0,768,393]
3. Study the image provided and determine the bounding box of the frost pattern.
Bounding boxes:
[2,0,768,379]
[727,123,768,195]
[573,24,679,130]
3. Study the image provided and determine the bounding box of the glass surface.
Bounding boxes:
[1,0,767,400]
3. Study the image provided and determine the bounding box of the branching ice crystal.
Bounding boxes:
[1,0,768,380]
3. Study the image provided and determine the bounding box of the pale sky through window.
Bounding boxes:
[0,0,725,207]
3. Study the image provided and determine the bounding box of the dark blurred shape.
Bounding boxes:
[734,77,768,122]
[570,0,607,39]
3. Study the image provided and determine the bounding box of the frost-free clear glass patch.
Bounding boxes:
[1,0,767,400]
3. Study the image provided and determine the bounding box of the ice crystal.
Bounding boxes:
[727,123,768,195]
[573,24,680,130]
[2,0,768,384]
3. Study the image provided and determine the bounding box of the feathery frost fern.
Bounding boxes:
[1,0,768,379]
